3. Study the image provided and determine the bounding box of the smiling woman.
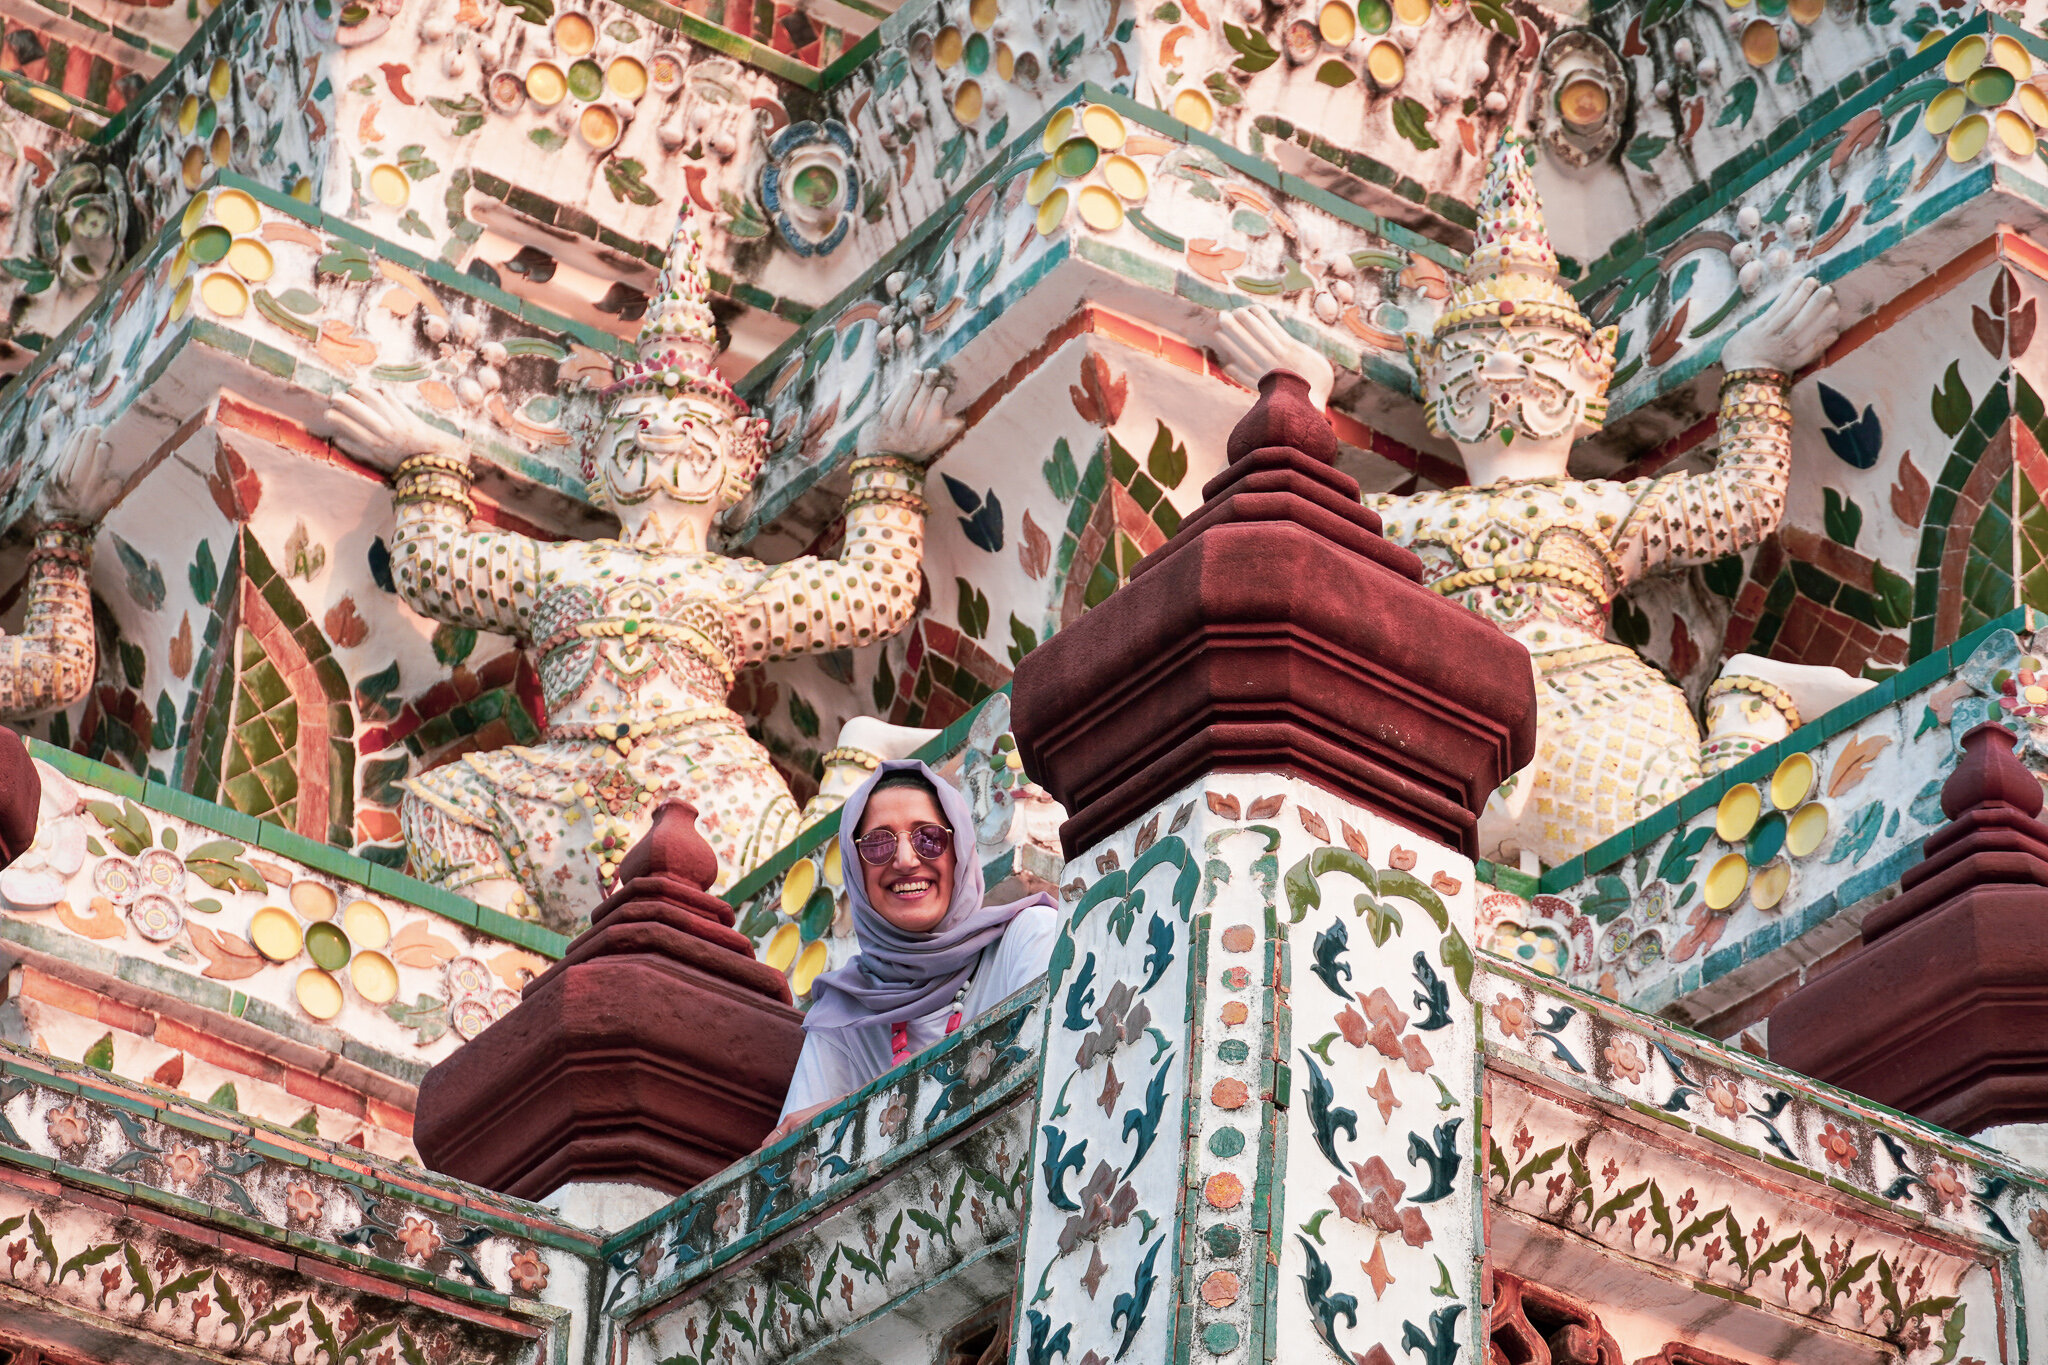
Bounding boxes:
[760,761,1057,1146]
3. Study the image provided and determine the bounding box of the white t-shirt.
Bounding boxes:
[778,903,1059,1122]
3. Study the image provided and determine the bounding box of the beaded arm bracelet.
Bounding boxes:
[1720,367,1791,393]
[844,452,930,515]
[393,452,477,517]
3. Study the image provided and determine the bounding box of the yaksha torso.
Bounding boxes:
[1373,478,1638,654]
[528,541,745,733]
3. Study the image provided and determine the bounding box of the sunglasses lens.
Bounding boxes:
[855,833,896,865]
[911,826,951,859]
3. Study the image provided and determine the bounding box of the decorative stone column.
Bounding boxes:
[1007,371,1536,1365]
[414,801,804,1204]
[1772,722,2048,1135]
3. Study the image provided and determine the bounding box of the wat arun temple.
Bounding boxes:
[1,0,2047,1360]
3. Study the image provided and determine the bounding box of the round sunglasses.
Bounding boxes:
[853,823,953,865]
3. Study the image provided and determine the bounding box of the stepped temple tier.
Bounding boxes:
[5,1,2048,1364]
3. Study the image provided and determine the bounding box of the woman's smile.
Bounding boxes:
[859,786,957,933]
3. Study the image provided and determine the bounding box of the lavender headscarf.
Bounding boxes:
[802,759,1053,1032]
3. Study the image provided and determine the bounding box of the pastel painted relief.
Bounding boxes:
[3,0,2048,1363]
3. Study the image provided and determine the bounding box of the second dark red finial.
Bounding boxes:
[1226,370,1338,465]
[1944,722,2043,821]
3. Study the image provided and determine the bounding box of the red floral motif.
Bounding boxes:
[714,1191,743,1238]
[1706,1076,1744,1120]
[286,1182,324,1226]
[1489,995,1533,1041]
[1601,1039,1645,1084]
[1926,1164,1967,1212]
[2028,1207,2048,1250]
[398,1215,442,1259]
[163,1143,207,1187]
[510,1247,549,1293]
[45,1102,92,1151]
[1818,1122,1858,1167]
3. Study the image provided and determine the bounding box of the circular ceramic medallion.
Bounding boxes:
[1037,187,1070,234]
[766,922,801,971]
[305,921,352,971]
[1103,154,1149,201]
[1949,113,1991,161]
[227,238,274,282]
[445,955,493,998]
[792,939,829,996]
[1076,184,1123,231]
[1769,752,1814,810]
[1041,106,1075,152]
[297,968,345,1021]
[1946,34,1988,83]
[1703,852,1750,912]
[351,951,399,1004]
[1786,801,1830,857]
[1716,784,1762,842]
[130,894,185,942]
[368,164,410,208]
[213,188,261,234]
[292,880,337,921]
[250,906,304,961]
[138,849,184,894]
[1082,103,1127,149]
[1366,40,1406,87]
[94,858,141,906]
[781,858,816,916]
[342,899,390,949]
[1750,859,1791,910]
[450,995,495,1039]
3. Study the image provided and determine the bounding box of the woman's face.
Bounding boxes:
[858,787,957,935]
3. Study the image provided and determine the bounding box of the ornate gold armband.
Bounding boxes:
[1720,367,1790,395]
[1705,674,1801,731]
[821,745,883,772]
[394,451,473,481]
[845,486,929,516]
[848,452,929,483]
[33,520,94,565]
[393,453,477,517]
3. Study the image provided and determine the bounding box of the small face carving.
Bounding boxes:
[598,393,733,509]
[1418,321,1612,448]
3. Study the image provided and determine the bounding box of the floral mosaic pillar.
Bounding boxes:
[1010,372,1540,1365]
[1010,771,1490,1365]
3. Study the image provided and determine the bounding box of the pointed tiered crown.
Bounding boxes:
[606,202,745,409]
[1431,134,1595,342]
[590,202,770,510]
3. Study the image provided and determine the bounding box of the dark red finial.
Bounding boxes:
[1226,370,1337,465]
[1944,722,2042,821]
[608,800,720,893]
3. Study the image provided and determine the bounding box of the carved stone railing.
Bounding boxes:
[0,1041,594,1363]
[597,983,1044,1363]
[1481,954,2033,1365]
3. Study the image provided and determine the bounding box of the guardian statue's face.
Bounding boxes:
[596,393,737,509]
[1413,321,1615,450]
